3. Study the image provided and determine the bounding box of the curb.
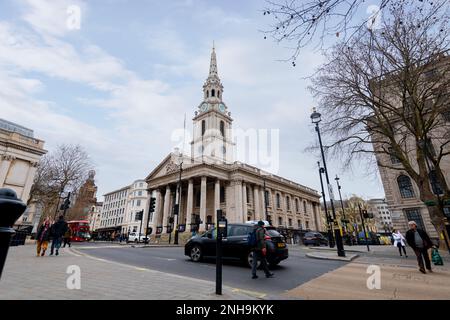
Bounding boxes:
[305,252,359,262]
[306,247,367,253]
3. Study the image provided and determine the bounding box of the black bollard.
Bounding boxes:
[0,188,27,279]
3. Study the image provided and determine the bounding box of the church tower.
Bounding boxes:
[191,45,235,164]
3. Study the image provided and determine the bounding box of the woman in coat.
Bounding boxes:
[392,229,408,257]
[36,219,52,257]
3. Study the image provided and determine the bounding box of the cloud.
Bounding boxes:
[19,0,86,37]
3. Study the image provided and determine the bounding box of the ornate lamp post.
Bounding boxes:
[311,108,345,257]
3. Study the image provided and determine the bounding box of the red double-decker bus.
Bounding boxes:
[67,220,91,242]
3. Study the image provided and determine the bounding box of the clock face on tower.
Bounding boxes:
[219,103,226,113]
[201,103,209,112]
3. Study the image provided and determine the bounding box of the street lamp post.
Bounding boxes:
[311,109,345,257]
[335,175,351,246]
[318,161,335,248]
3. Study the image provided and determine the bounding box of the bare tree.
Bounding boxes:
[29,144,93,223]
[262,0,446,61]
[309,1,450,246]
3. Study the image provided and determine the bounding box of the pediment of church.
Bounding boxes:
[145,154,180,181]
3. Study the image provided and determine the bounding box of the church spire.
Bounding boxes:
[203,44,223,102]
[209,42,218,78]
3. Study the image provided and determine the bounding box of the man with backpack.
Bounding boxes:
[250,221,274,279]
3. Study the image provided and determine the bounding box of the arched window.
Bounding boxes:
[295,199,299,212]
[218,90,220,98]
[220,121,225,136]
[276,193,281,209]
[303,201,307,213]
[397,175,415,198]
[286,196,290,211]
[211,89,215,97]
[201,120,206,136]
[278,216,283,226]
[206,90,209,98]
[429,170,443,195]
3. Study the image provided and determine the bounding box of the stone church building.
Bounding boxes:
[145,47,321,237]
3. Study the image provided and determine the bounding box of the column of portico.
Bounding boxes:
[234,180,243,223]
[154,189,162,227]
[162,185,171,233]
[186,179,194,229]
[260,188,266,221]
[199,177,207,231]
[253,185,261,221]
[214,179,220,223]
[0,155,14,186]
[20,161,38,202]
[242,182,248,221]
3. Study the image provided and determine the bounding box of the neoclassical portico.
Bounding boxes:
[146,152,321,233]
[145,47,321,236]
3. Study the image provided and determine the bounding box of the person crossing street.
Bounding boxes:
[251,221,274,279]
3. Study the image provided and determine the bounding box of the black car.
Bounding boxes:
[303,232,329,246]
[184,223,289,268]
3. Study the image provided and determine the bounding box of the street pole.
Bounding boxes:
[311,110,345,257]
[318,161,334,248]
[53,188,64,220]
[216,209,223,295]
[138,210,143,243]
[62,192,71,218]
[358,203,370,252]
[335,176,351,246]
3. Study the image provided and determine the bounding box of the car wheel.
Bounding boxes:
[190,245,203,262]
[134,239,138,243]
[247,251,261,269]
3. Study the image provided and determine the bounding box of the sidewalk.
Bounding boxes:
[0,245,256,300]
[283,261,450,299]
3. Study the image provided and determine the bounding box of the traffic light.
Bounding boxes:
[135,210,143,221]
[60,197,70,210]
[149,197,156,213]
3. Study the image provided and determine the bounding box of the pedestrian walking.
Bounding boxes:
[392,229,408,257]
[405,221,433,274]
[36,219,51,257]
[63,226,72,248]
[250,221,274,279]
[50,215,69,256]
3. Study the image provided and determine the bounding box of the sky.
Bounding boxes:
[0,0,386,201]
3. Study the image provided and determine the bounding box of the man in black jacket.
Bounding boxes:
[405,221,433,274]
[50,215,69,256]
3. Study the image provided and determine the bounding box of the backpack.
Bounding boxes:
[247,229,257,247]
